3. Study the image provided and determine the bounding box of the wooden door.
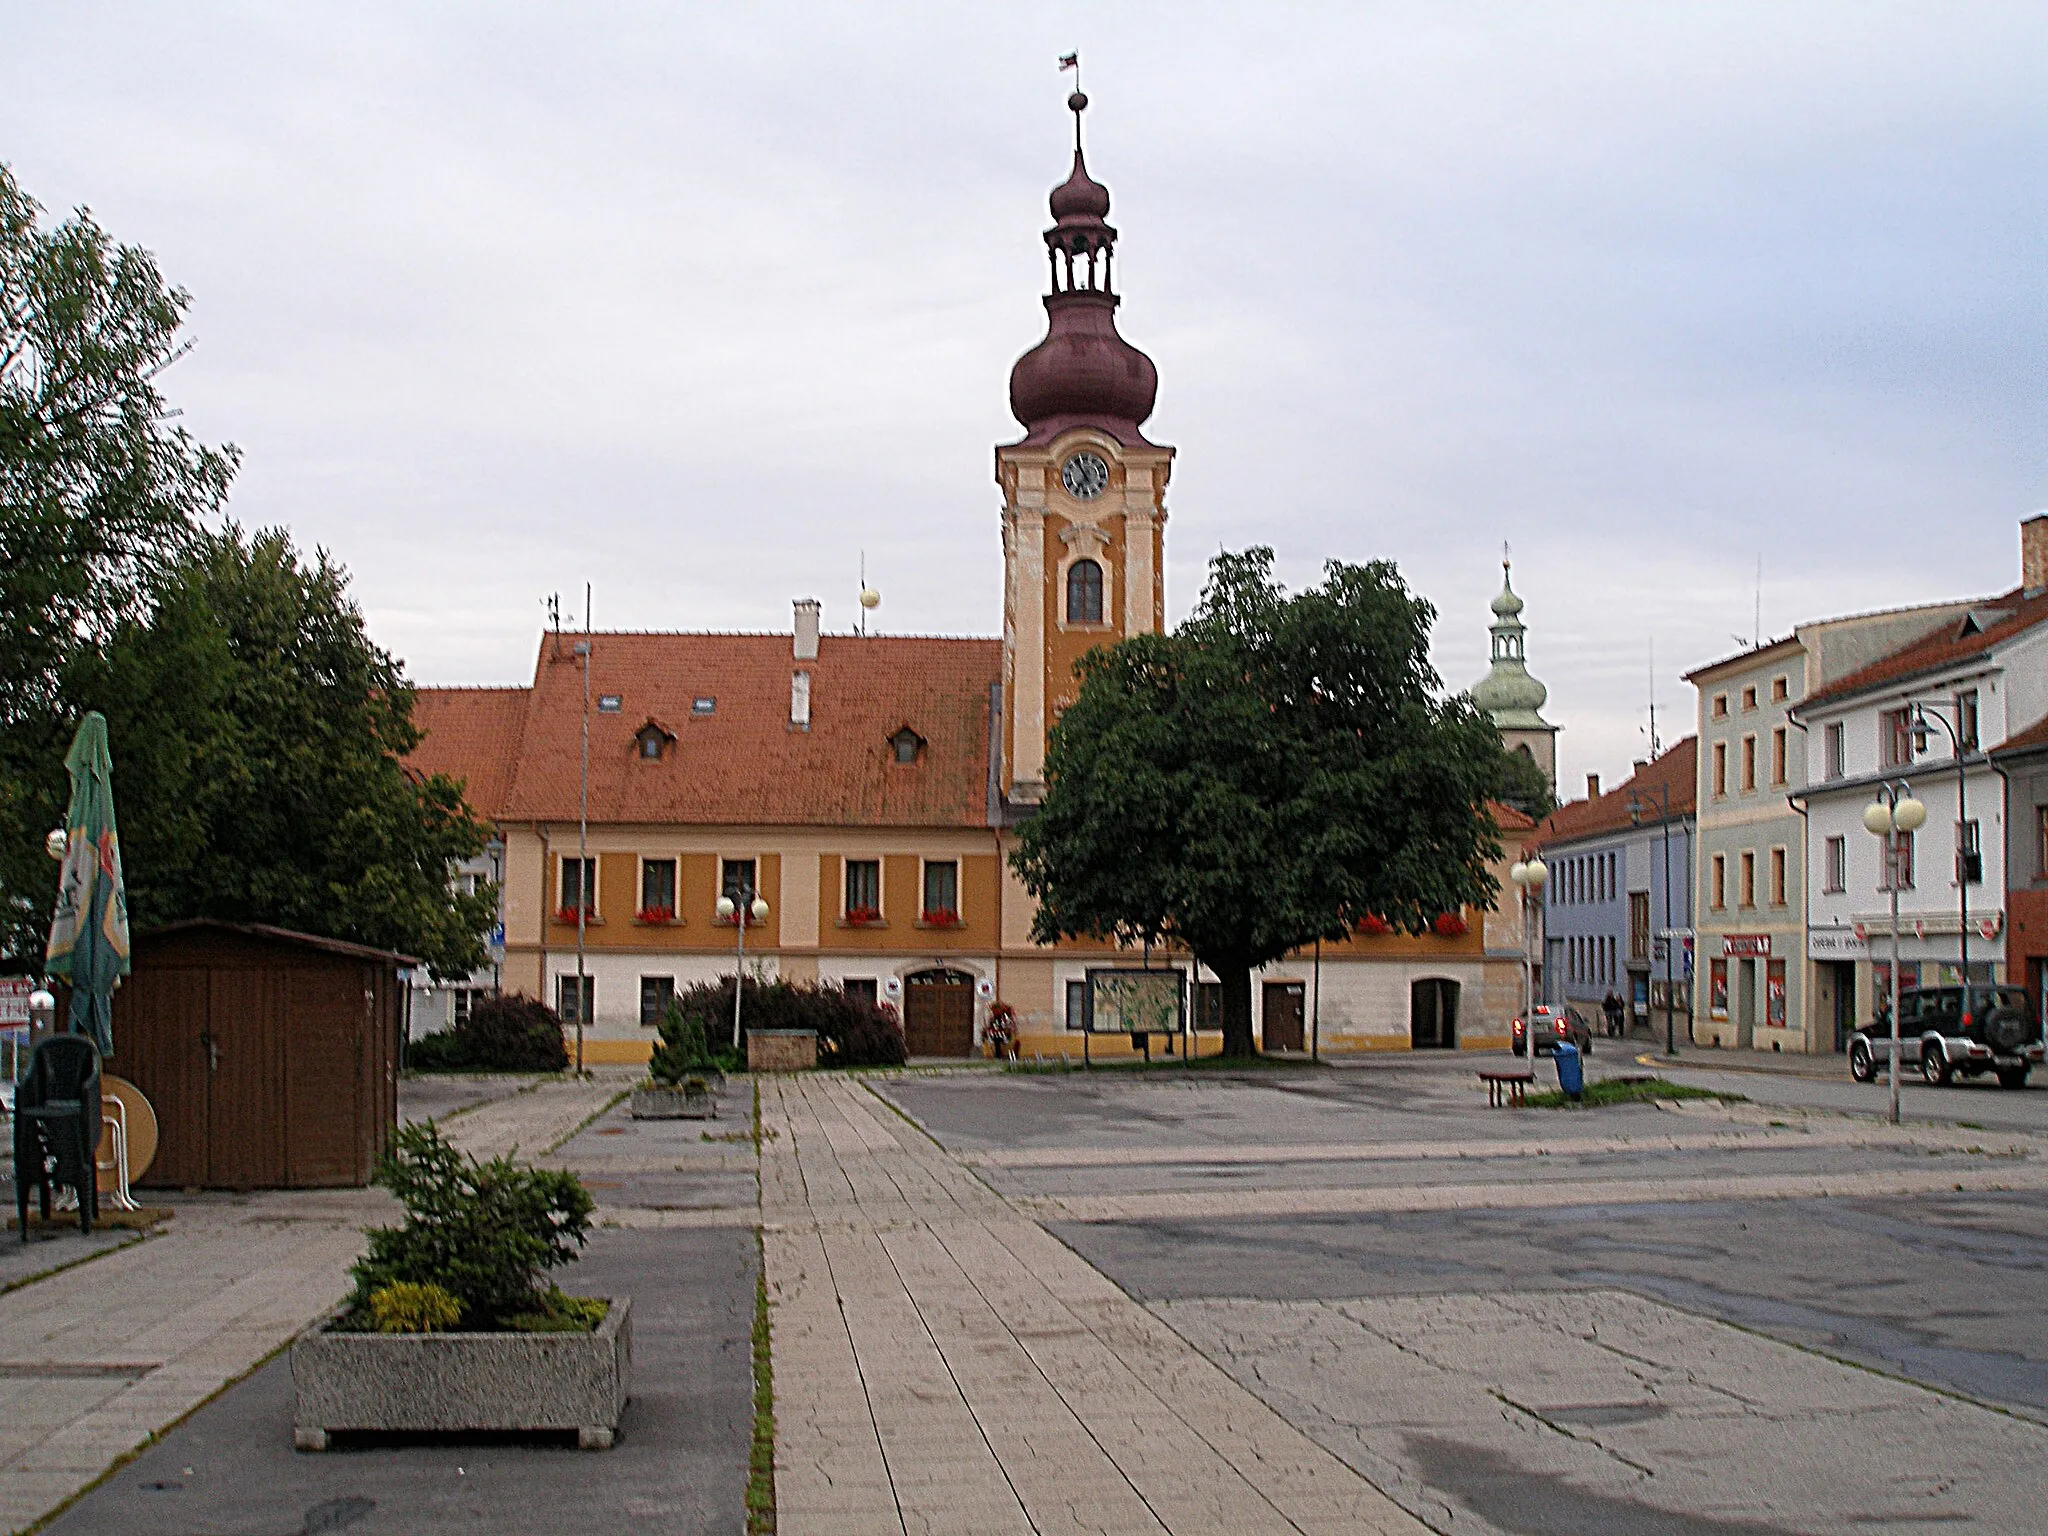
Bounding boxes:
[284,966,362,1186]
[1410,979,1460,1049]
[1262,983,1305,1052]
[115,968,210,1188]
[206,970,286,1187]
[904,970,975,1057]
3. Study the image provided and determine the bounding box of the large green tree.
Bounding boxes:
[1012,549,1511,1058]
[56,528,499,978]
[1,164,492,976]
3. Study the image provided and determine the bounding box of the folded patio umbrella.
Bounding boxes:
[45,712,131,1054]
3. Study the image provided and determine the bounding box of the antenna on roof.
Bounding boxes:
[1646,636,1660,757]
[1753,553,1763,649]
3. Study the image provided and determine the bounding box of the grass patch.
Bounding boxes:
[749,1228,776,1534]
[1004,1050,1325,1074]
[1525,1075,1747,1109]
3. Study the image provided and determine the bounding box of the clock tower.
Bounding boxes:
[997,89,1173,806]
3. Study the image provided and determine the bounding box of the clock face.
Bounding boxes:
[1060,452,1110,500]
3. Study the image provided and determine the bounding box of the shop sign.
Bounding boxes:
[1722,934,1771,958]
[0,978,30,1026]
[1809,927,1867,960]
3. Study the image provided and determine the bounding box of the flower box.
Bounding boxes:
[555,906,599,926]
[1357,914,1392,936]
[291,1297,632,1451]
[843,905,883,926]
[918,908,962,928]
[633,906,676,925]
[1432,912,1470,937]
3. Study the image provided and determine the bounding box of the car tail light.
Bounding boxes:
[1555,1020,1568,1035]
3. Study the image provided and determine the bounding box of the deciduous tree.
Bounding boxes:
[1013,549,1510,1057]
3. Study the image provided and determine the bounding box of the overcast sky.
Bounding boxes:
[6,3,2044,795]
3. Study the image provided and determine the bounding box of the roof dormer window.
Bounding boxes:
[691,696,716,716]
[889,726,926,765]
[634,720,676,760]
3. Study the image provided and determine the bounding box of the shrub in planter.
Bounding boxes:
[647,1002,721,1086]
[406,993,568,1073]
[345,1122,596,1331]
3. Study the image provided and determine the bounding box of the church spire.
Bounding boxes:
[1471,558,1559,789]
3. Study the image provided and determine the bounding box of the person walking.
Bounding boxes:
[1602,990,1625,1039]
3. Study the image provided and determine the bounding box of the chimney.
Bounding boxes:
[2024,515,2048,597]
[793,598,821,660]
[1586,773,1601,800]
[790,669,812,730]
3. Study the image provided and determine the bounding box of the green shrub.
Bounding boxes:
[505,1286,610,1333]
[406,992,568,1073]
[666,977,906,1068]
[347,1121,594,1330]
[648,1001,719,1085]
[368,1280,463,1333]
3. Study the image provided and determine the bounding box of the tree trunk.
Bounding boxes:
[1215,958,1258,1058]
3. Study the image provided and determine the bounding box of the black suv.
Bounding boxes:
[1848,984,2043,1089]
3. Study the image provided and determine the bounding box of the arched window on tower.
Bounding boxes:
[1067,559,1104,624]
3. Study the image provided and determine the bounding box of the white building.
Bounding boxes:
[1792,518,2048,1042]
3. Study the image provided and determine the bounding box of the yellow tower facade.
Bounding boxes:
[996,89,1174,805]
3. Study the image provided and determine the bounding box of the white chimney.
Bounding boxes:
[793,598,821,661]
[790,669,812,729]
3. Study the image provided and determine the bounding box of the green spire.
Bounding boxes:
[1471,560,1551,728]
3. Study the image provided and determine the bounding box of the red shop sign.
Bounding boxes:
[1722,934,1772,958]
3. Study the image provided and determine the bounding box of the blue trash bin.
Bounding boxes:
[1552,1040,1583,1101]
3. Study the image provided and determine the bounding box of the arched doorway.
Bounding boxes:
[903,968,976,1057]
[1410,978,1459,1049]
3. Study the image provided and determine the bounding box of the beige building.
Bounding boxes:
[412,97,1529,1063]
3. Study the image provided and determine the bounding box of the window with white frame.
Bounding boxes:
[921,860,959,922]
[1824,722,1845,780]
[844,858,880,917]
[1824,835,1847,893]
[559,856,596,917]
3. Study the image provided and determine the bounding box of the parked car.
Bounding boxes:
[1512,1005,1593,1058]
[1847,984,2043,1089]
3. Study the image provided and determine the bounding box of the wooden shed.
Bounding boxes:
[108,921,411,1189]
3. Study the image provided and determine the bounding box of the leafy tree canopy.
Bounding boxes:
[1012,548,1513,1057]
[1492,745,1557,820]
[0,164,492,975]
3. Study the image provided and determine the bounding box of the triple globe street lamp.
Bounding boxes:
[716,892,771,1050]
[1862,782,1927,1127]
[1508,856,1549,1056]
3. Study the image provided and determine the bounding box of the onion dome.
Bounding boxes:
[1471,562,1553,726]
[1006,91,1159,446]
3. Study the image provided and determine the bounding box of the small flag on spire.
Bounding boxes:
[1059,53,1078,70]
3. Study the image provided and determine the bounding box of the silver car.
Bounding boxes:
[1848,985,2042,1089]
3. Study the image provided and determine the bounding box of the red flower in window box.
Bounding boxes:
[555,905,594,925]
[1432,911,1469,937]
[1357,914,1392,936]
[635,905,675,925]
[919,907,961,928]
[845,905,883,926]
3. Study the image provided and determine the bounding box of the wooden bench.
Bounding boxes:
[1478,1068,1535,1108]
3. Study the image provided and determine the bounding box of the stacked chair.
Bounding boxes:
[13,1035,101,1239]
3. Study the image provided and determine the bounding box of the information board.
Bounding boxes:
[1085,968,1186,1035]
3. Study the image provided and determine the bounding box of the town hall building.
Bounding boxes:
[409,93,1529,1062]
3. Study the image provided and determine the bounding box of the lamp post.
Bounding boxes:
[1629,784,1680,1058]
[1509,857,1549,1057]
[1863,781,1927,1126]
[1909,700,1974,992]
[717,891,771,1050]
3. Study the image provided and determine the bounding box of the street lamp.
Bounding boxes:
[1909,701,1976,994]
[1629,786,1682,1059]
[1863,782,1927,1126]
[716,891,771,1050]
[1509,857,1549,1059]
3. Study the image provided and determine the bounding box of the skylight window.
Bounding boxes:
[597,694,622,714]
[692,697,716,715]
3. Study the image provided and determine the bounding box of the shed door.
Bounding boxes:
[118,968,210,1187]
[286,967,363,1186]
[206,970,286,1187]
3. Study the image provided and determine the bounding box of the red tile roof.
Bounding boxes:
[1799,586,2048,712]
[1992,710,2048,761]
[1532,737,1697,850]
[418,632,1002,829]
[406,686,529,817]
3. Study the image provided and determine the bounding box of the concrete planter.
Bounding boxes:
[748,1028,818,1072]
[291,1296,631,1450]
[630,1079,719,1119]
